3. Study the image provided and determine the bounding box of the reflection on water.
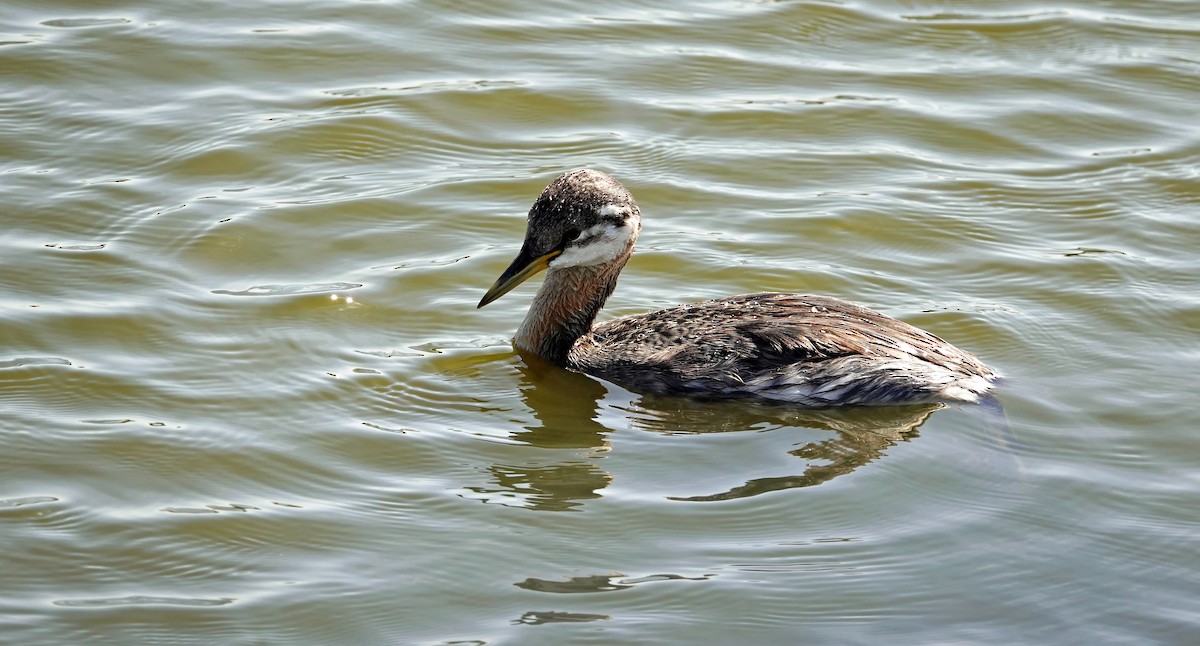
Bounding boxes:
[515,573,632,594]
[511,352,612,450]
[513,610,611,626]
[463,353,613,511]
[515,572,710,594]
[626,397,942,502]
[52,595,235,608]
[478,353,946,507]
[469,462,608,512]
[5,0,1195,639]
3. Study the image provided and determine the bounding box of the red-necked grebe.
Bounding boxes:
[478,169,996,406]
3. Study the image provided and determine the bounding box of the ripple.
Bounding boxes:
[325,78,528,99]
[44,242,108,251]
[0,356,72,369]
[40,18,132,29]
[53,595,235,608]
[0,495,59,509]
[210,282,362,296]
[3,0,1199,643]
[161,503,262,515]
[377,253,471,271]
[900,11,1070,24]
[1059,246,1128,258]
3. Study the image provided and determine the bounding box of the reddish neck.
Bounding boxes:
[514,261,626,365]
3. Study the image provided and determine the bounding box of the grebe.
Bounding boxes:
[478,169,996,406]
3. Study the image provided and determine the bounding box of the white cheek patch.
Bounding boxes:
[552,221,632,268]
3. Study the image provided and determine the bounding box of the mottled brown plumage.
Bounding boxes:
[479,169,996,406]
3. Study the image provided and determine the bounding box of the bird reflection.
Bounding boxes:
[468,350,944,509]
[622,397,940,501]
[478,462,607,511]
[513,610,610,626]
[464,353,613,511]
[508,352,611,449]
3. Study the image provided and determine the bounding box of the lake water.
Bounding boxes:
[2,0,1199,643]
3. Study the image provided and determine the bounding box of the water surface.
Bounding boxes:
[3,0,1199,643]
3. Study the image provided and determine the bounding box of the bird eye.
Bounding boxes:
[562,227,581,245]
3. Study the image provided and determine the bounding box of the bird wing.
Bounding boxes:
[575,293,991,398]
[731,294,991,373]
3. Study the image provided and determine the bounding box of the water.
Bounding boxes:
[3,0,1199,643]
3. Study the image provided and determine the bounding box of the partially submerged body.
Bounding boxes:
[479,169,996,407]
[571,293,994,406]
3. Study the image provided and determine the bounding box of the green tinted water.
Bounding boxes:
[3,1,1199,643]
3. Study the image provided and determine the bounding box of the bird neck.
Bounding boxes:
[514,261,626,365]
